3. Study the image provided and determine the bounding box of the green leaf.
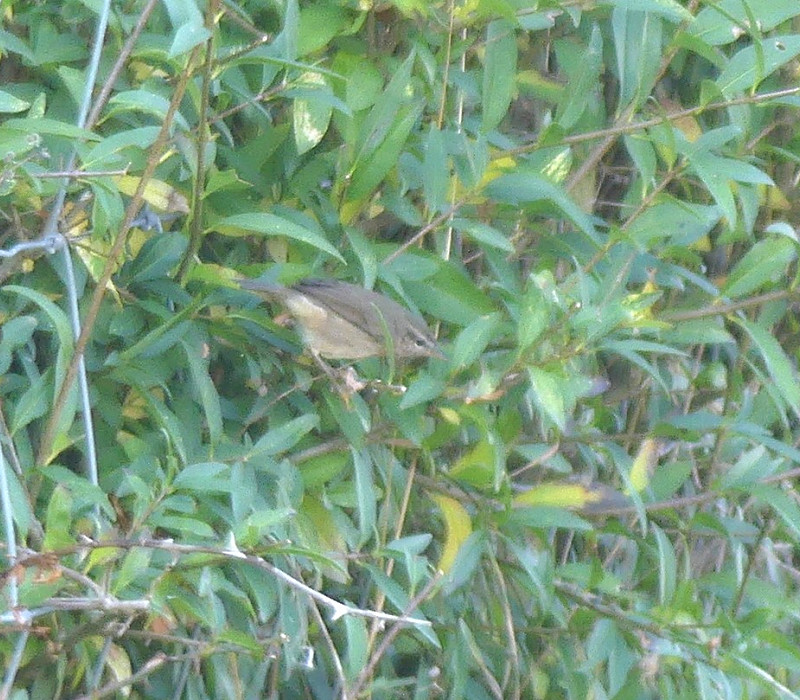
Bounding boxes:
[423,124,448,212]
[353,52,415,164]
[692,0,798,45]
[687,151,737,227]
[452,219,514,253]
[485,171,599,243]
[449,435,505,490]
[293,72,334,155]
[174,462,231,491]
[481,20,516,133]
[114,301,201,364]
[0,90,29,113]
[9,372,49,435]
[127,231,187,283]
[718,35,800,96]
[663,320,734,346]
[608,0,692,22]
[113,547,153,594]
[325,391,370,447]
[337,54,383,112]
[612,8,663,110]
[555,24,603,129]
[527,367,567,429]
[450,313,503,370]
[0,315,37,375]
[2,285,74,410]
[352,448,376,546]
[509,506,592,530]
[399,373,446,410]
[723,237,796,298]
[653,523,676,604]
[41,466,113,514]
[83,126,161,166]
[344,615,369,681]
[249,414,320,460]
[600,339,687,357]
[734,317,800,414]
[181,338,223,446]
[720,446,780,489]
[43,484,73,551]
[216,212,344,262]
[753,484,800,542]
[162,0,203,28]
[298,4,350,55]
[153,514,216,537]
[404,265,495,325]
[0,29,36,62]
[627,198,721,246]
[517,284,550,351]
[169,20,211,58]
[1,464,34,536]
[3,117,100,141]
[106,90,191,131]
[444,533,486,594]
[346,100,423,203]
[623,133,657,186]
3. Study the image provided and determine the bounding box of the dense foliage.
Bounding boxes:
[2,0,800,697]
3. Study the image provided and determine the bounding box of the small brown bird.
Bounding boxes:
[239,277,443,361]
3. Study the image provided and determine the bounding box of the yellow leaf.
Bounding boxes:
[759,184,791,211]
[478,155,517,188]
[629,438,659,493]
[512,482,601,509]
[449,440,496,488]
[430,493,472,574]
[113,175,189,214]
[438,407,460,425]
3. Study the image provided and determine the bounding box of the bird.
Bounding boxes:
[238,277,444,361]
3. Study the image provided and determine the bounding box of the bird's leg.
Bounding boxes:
[310,351,366,397]
[309,352,404,397]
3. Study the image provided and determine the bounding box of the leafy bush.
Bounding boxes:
[2,0,800,698]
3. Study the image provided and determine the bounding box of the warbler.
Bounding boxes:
[239,277,443,361]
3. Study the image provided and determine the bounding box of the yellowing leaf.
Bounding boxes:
[438,407,461,425]
[449,439,498,488]
[298,495,350,584]
[478,156,517,188]
[114,175,190,214]
[105,643,133,693]
[760,183,791,210]
[512,482,601,509]
[430,493,472,574]
[630,438,659,493]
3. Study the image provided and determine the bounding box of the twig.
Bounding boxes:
[84,0,161,130]
[18,537,433,629]
[662,288,798,322]
[36,47,203,466]
[350,572,441,697]
[35,168,129,179]
[71,652,168,700]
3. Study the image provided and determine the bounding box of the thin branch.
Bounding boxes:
[383,200,468,264]
[350,572,441,698]
[35,168,129,179]
[662,288,798,322]
[19,537,433,629]
[508,86,800,157]
[72,652,168,700]
[36,48,203,466]
[84,0,161,130]
[177,0,218,282]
